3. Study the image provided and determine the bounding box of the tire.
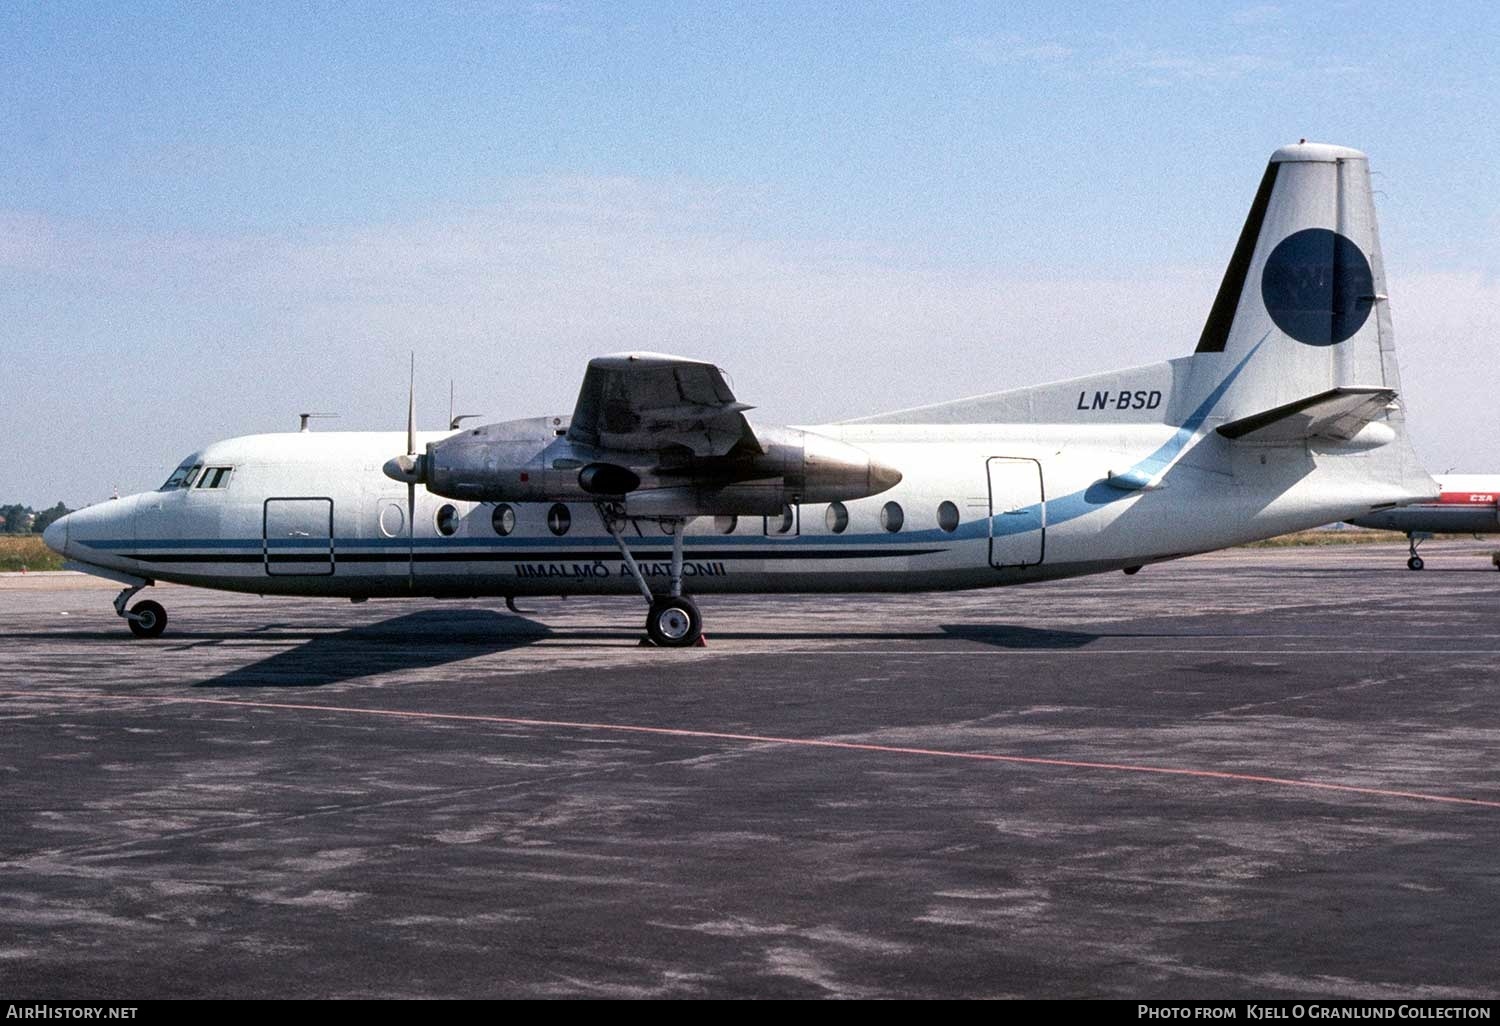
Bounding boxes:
[1407,556,1424,572]
[646,596,702,648]
[127,600,168,639]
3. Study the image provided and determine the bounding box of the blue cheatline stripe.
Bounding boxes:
[84,342,1267,560]
[94,532,977,551]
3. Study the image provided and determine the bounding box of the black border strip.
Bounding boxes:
[1195,161,1280,354]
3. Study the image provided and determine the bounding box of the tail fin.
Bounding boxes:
[1188,141,1401,423]
[841,141,1405,431]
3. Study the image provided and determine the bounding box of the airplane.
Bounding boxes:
[1346,475,1500,569]
[44,141,1438,647]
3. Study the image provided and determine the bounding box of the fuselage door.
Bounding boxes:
[264,497,335,576]
[987,458,1044,568]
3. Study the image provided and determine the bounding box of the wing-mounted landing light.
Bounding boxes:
[578,463,643,495]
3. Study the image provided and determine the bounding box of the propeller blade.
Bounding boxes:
[407,353,416,590]
[407,352,416,458]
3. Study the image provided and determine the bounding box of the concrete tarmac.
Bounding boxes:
[2,541,1499,999]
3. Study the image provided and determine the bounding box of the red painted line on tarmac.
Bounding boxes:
[6,689,1500,811]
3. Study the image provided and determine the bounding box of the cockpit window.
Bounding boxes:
[160,458,204,491]
[197,467,233,489]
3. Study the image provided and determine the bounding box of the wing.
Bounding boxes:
[567,352,762,457]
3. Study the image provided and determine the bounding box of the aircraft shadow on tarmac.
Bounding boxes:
[194,608,551,688]
[692,624,1105,646]
[939,624,1100,648]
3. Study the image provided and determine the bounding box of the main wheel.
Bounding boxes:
[127,600,168,638]
[1407,555,1425,571]
[646,596,702,648]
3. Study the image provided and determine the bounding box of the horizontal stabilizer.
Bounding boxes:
[1215,387,1396,443]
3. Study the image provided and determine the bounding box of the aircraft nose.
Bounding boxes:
[42,513,70,557]
[59,495,141,558]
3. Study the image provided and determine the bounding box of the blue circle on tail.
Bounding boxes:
[1260,228,1374,346]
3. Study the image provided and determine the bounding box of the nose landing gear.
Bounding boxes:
[113,582,168,638]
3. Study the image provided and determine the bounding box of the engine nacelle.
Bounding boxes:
[419,416,592,502]
[731,425,903,503]
[408,415,901,512]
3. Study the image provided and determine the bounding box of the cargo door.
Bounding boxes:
[264,497,335,575]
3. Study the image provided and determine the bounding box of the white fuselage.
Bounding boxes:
[42,141,1444,618]
[50,419,1424,600]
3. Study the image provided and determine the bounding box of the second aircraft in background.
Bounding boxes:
[1347,475,1500,569]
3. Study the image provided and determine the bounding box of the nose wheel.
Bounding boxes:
[126,600,168,638]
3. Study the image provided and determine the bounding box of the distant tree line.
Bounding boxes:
[0,503,72,534]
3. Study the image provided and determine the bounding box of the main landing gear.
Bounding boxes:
[114,582,168,638]
[647,595,703,647]
[1406,531,1430,571]
[598,502,704,648]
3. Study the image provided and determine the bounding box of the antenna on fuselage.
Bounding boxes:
[447,378,481,430]
[298,412,337,432]
[450,414,482,430]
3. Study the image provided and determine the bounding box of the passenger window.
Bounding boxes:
[435,504,459,537]
[492,503,516,537]
[765,504,797,535]
[825,502,849,534]
[937,500,960,533]
[714,515,738,535]
[880,501,904,533]
[547,503,571,536]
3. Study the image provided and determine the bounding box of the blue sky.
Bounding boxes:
[4,2,1498,505]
